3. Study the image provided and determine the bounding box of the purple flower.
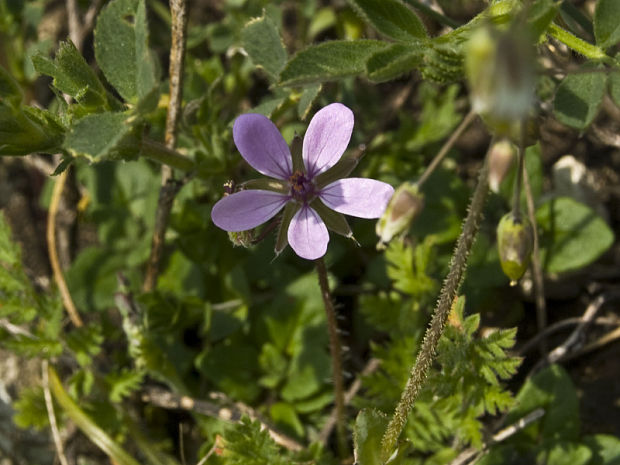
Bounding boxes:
[211,103,394,260]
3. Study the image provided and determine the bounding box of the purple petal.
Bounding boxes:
[287,206,329,260]
[233,114,292,180]
[211,190,289,231]
[303,103,354,178]
[319,178,394,219]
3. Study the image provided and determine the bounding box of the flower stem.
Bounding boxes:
[380,149,491,462]
[511,121,526,220]
[141,139,196,174]
[416,110,477,189]
[315,258,347,457]
[548,23,609,61]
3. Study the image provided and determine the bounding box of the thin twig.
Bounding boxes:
[522,135,546,354]
[319,358,381,444]
[46,170,83,328]
[518,316,618,355]
[448,408,545,465]
[380,145,490,462]
[143,0,189,292]
[142,387,303,452]
[416,110,477,188]
[532,290,620,373]
[42,360,70,465]
[564,325,620,361]
[315,257,347,457]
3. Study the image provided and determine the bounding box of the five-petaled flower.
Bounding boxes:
[211,103,394,260]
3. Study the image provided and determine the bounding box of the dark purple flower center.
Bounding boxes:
[288,170,315,203]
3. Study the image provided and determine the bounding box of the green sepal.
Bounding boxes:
[311,198,355,240]
[242,178,289,194]
[314,152,363,189]
[290,134,304,173]
[275,202,300,256]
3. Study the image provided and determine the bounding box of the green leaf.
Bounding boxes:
[594,0,620,48]
[527,0,560,40]
[241,13,287,81]
[106,369,145,403]
[279,40,389,86]
[348,0,426,42]
[539,442,592,465]
[584,434,620,465]
[94,0,158,103]
[354,409,389,465]
[365,43,423,82]
[507,364,580,442]
[48,366,142,465]
[553,66,607,129]
[269,402,304,437]
[297,84,321,120]
[609,71,620,108]
[536,196,614,274]
[0,64,22,105]
[32,41,108,108]
[63,112,138,161]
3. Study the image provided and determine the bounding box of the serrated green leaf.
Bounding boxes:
[32,41,108,108]
[365,43,422,82]
[63,112,137,161]
[66,324,103,367]
[554,66,606,129]
[241,13,287,81]
[348,0,426,42]
[106,369,145,403]
[536,196,614,274]
[279,40,389,86]
[94,0,158,103]
[594,0,620,48]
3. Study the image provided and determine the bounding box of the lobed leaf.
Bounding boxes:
[279,40,389,86]
[241,12,288,82]
[94,0,158,103]
[32,41,108,108]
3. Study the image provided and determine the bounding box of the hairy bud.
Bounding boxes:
[465,26,535,132]
[376,182,424,249]
[497,213,533,285]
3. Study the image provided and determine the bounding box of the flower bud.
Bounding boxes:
[376,182,424,249]
[465,26,534,130]
[488,139,515,193]
[497,213,533,285]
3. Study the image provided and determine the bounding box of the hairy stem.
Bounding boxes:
[416,110,477,188]
[380,151,490,462]
[548,23,608,61]
[143,0,188,292]
[511,121,526,220]
[315,258,347,457]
